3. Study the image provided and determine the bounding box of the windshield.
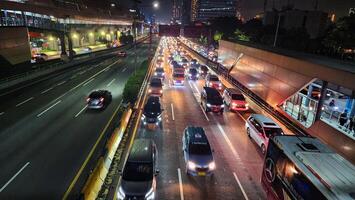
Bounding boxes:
[231,94,245,100]
[173,73,185,78]
[122,161,153,182]
[156,68,164,72]
[264,128,283,138]
[189,143,211,155]
[150,80,162,87]
[209,76,219,81]
[189,69,197,74]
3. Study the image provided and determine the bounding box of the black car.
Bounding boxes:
[200,87,224,114]
[199,65,209,77]
[87,90,112,109]
[187,68,199,80]
[142,96,163,128]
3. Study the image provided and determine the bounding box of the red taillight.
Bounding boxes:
[100,97,104,102]
[86,97,90,102]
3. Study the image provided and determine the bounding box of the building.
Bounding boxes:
[181,0,191,25]
[263,9,330,39]
[191,0,238,22]
[172,0,181,22]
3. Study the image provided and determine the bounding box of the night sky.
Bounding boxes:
[122,0,355,23]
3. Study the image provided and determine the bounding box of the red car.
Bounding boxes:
[118,51,127,57]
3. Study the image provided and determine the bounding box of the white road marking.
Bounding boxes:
[74,105,88,118]
[78,70,86,75]
[52,60,119,103]
[177,168,184,200]
[37,100,61,117]
[192,81,200,93]
[187,81,209,121]
[106,78,116,87]
[15,97,34,107]
[0,162,30,193]
[235,111,247,122]
[216,123,241,161]
[70,75,77,80]
[83,78,95,86]
[56,81,66,86]
[233,172,249,200]
[0,112,4,116]
[121,67,127,72]
[171,103,175,121]
[40,87,53,94]
[104,67,111,71]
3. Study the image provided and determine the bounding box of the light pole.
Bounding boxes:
[130,1,159,74]
[273,12,281,47]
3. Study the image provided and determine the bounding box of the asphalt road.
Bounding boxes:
[130,38,295,200]
[0,41,156,199]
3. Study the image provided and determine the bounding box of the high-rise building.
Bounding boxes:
[191,0,238,22]
[172,0,181,21]
[181,0,191,25]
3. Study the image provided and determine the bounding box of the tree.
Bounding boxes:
[323,14,355,56]
[210,17,243,39]
[241,18,263,42]
[279,28,310,51]
[234,29,250,42]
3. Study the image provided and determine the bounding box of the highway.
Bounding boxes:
[126,38,291,200]
[0,41,156,199]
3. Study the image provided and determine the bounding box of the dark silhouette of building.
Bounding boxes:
[191,0,238,22]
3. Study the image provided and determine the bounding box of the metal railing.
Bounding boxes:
[179,39,308,136]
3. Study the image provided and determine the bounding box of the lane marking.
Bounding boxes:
[233,172,249,200]
[171,103,175,121]
[0,112,4,116]
[37,100,61,117]
[62,100,123,200]
[15,97,34,107]
[83,78,95,86]
[70,75,77,80]
[0,162,30,193]
[40,87,53,94]
[104,67,111,71]
[57,81,66,86]
[187,81,209,121]
[106,78,116,87]
[74,105,88,118]
[177,168,184,200]
[216,123,241,161]
[121,67,127,72]
[78,70,86,75]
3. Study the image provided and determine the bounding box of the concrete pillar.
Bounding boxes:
[67,34,74,60]
[315,80,328,120]
[59,33,66,55]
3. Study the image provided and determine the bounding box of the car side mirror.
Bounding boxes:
[155,169,160,176]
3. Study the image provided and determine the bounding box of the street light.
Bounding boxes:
[153,1,159,8]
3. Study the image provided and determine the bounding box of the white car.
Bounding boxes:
[245,114,284,154]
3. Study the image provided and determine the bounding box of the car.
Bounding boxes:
[142,96,163,129]
[154,67,165,80]
[205,74,222,90]
[32,53,48,63]
[182,126,215,176]
[223,88,249,111]
[157,54,164,61]
[83,47,92,52]
[245,114,284,154]
[187,68,199,80]
[172,73,185,85]
[118,51,127,57]
[117,139,159,200]
[173,64,185,75]
[190,59,198,65]
[200,87,224,114]
[86,90,112,109]
[199,65,209,77]
[148,78,163,96]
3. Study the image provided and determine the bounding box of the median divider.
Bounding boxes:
[80,42,159,200]
[81,108,133,200]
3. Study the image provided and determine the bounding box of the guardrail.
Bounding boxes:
[0,35,150,91]
[178,39,308,136]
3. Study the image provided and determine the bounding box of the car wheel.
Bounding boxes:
[246,128,251,138]
[220,110,223,115]
[261,144,266,154]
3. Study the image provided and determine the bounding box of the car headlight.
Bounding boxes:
[159,89,163,93]
[196,74,199,77]
[117,186,125,199]
[221,104,225,108]
[209,82,213,86]
[206,103,211,107]
[219,83,222,87]
[188,161,196,170]
[162,73,165,76]
[245,103,249,107]
[154,72,157,76]
[208,161,216,170]
[148,89,152,93]
[145,188,155,200]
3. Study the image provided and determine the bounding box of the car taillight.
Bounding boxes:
[100,97,104,102]
[209,82,213,86]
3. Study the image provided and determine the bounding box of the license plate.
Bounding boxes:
[198,172,206,176]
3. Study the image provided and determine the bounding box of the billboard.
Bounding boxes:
[158,25,180,37]
[350,8,355,15]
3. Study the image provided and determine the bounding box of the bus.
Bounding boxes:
[261,135,355,200]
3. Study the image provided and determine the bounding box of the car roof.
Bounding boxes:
[150,78,162,83]
[226,88,243,95]
[250,114,280,128]
[203,87,220,95]
[208,74,219,79]
[128,139,154,162]
[186,126,209,144]
[90,90,108,95]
